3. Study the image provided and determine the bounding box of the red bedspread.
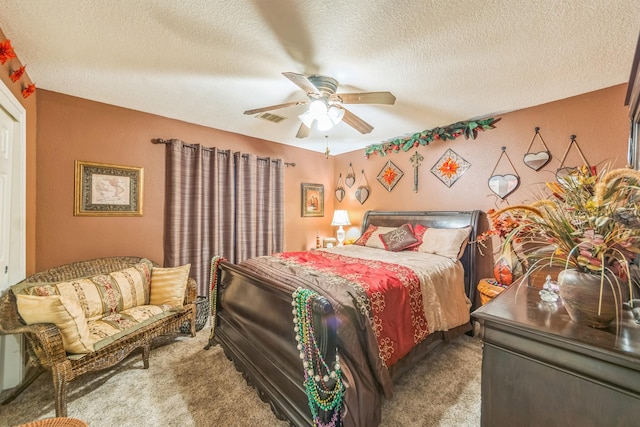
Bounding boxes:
[277,250,429,367]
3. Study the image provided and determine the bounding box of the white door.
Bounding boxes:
[0,104,12,290]
[0,80,26,392]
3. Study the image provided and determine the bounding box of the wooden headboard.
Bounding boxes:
[361,210,483,310]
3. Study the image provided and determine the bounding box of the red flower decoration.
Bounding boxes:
[438,157,459,178]
[0,40,16,65]
[382,167,397,185]
[22,83,36,98]
[10,65,26,82]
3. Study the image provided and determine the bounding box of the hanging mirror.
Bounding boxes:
[355,169,370,205]
[523,126,551,171]
[345,163,356,188]
[335,173,345,202]
[556,134,591,180]
[488,147,520,199]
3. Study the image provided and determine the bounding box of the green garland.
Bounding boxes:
[364,118,498,158]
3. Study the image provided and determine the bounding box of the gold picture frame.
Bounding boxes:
[301,183,324,217]
[74,160,144,216]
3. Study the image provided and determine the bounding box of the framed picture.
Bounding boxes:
[301,183,324,217]
[74,160,144,216]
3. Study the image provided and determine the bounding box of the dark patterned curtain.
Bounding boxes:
[162,139,284,296]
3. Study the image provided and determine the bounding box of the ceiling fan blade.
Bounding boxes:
[296,122,311,138]
[243,100,307,115]
[331,91,396,105]
[283,72,320,95]
[339,107,374,134]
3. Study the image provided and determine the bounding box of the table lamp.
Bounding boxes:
[331,210,351,245]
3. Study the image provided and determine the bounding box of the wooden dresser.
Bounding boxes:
[472,283,640,427]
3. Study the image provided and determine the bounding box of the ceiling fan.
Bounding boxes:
[244,72,396,138]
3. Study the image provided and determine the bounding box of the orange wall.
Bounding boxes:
[334,84,631,247]
[34,84,632,275]
[0,30,37,275]
[36,90,335,271]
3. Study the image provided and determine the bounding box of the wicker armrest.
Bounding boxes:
[22,323,69,368]
[0,291,68,368]
[184,278,197,305]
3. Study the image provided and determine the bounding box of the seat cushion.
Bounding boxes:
[89,305,179,352]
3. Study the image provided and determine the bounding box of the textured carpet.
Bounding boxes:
[0,325,481,426]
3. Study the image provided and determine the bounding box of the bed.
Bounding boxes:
[209,210,483,426]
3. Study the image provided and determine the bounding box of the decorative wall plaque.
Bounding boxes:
[377,160,404,192]
[430,148,470,188]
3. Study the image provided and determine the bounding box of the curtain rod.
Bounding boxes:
[152,138,296,167]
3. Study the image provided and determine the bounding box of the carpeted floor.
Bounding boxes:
[0,325,482,426]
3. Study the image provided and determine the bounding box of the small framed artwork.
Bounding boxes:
[74,160,144,216]
[301,183,324,217]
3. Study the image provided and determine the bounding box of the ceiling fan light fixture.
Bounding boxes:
[308,99,328,119]
[299,111,315,128]
[316,115,334,131]
[328,106,345,124]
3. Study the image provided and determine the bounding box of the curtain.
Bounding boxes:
[163,139,284,296]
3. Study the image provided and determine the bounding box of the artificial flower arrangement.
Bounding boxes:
[481,165,640,327]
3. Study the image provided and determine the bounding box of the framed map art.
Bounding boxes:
[74,160,144,216]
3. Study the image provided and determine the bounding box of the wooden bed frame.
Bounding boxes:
[210,210,483,426]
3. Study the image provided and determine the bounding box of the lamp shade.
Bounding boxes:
[331,210,351,226]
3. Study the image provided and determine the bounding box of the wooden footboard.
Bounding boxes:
[212,261,320,426]
[210,210,484,426]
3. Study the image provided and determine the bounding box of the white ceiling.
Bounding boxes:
[1,1,639,154]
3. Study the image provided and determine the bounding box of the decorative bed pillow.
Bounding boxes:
[379,223,422,251]
[409,224,429,251]
[353,225,397,249]
[14,259,154,321]
[16,294,94,354]
[150,264,191,307]
[415,226,472,260]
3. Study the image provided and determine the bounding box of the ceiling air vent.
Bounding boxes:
[256,112,286,123]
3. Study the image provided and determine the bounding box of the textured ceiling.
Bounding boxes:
[1,1,639,154]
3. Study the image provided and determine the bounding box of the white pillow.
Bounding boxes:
[416,226,471,260]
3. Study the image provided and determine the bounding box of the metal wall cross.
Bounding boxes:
[410,151,423,192]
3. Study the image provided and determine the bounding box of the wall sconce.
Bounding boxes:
[331,210,351,245]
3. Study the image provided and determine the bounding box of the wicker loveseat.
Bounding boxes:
[0,256,197,417]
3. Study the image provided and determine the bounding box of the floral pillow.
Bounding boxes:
[379,224,422,251]
[353,225,397,249]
